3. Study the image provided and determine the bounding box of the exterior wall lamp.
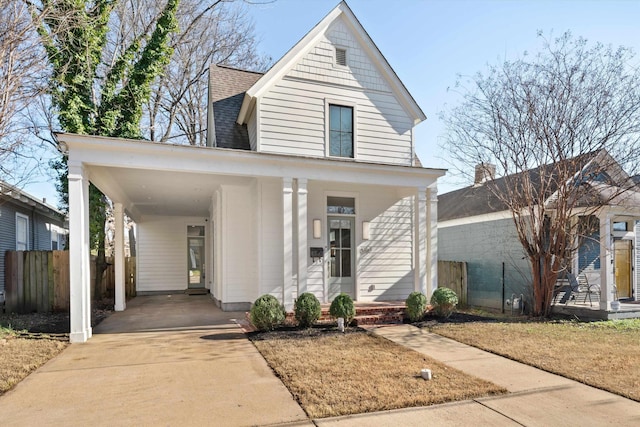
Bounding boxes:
[362,221,370,240]
[313,219,322,239]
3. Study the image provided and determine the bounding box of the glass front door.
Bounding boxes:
[188,226,205,289]
[328,217,354,300]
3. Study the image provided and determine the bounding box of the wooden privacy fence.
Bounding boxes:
[4,251,136,314]
[438,260,467,306]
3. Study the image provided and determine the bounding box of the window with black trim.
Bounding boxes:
[329,104,353,158]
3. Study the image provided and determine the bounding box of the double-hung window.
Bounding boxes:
[329,104,354,158]
[16,213,28,251]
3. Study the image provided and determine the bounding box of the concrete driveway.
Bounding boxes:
[0,294,310,427]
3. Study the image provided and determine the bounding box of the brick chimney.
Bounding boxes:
[474,163,496,185]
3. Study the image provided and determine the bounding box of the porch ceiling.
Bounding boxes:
[89,166,251,220]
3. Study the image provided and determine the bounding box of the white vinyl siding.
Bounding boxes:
[137,216,205,292]
[288,17,389,92]
[305,182,416,302]
[256,15,414,166]
[259,78,413,165]
[220,184,257,303]
[357,194,414,301]
[258,178,284,298]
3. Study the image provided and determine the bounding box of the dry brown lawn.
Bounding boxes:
[0,329,67,395]
[428,319,640,401]
[252,331,506,418]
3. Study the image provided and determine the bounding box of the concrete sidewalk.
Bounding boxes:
[316,324,640,426]
[0,295,310,427]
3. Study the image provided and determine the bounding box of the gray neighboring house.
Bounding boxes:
[438,165,531,310]
[0,181,67,299]
[438,151,640,311]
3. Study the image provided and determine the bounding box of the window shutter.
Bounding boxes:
[336,48,347,66]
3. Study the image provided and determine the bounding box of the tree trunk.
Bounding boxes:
[128,225,136,257]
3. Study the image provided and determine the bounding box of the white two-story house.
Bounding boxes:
[57,1,445,342]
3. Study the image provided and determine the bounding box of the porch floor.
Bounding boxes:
[551,292,640,320]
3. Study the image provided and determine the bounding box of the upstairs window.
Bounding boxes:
[329,104,353,158]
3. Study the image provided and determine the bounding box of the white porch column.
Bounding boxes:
[427,185,438,296]
[297,178,308,296]
[114,202,126,312]
[68,162,92,343]
[283,177,294,310]
[599,212,615,310]
[415,187,427,295]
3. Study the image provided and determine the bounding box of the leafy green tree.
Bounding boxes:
[33,0,179,297]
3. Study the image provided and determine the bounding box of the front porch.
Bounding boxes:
[551,296,640,320]
[58,133,444,342]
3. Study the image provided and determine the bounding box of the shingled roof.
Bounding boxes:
[438,152,603,222]
[209,64,263,150]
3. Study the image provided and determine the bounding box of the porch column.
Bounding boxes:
[415,187,427,295]
[297,178,308,296]
[114,202,126,312]
[427,185,438,296]
[68,162,92,343]
[283,177,294,310]
[599,212,615,310]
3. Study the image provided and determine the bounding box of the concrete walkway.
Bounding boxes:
[316,324,640,426]
[0,295,310,427]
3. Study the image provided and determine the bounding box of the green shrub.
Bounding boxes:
[329,293,355,326]
[430,288,458,318]
[250,294,285,331]
[294,292,321,328]
[405,291,428,322]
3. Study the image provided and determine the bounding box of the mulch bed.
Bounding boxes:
[248,323,363,342]
[412,311,500,327]
[0,299,114,337]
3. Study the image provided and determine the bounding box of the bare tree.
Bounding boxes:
[0,0,49,180]
[441,32,640,316]
[147,0,270,145]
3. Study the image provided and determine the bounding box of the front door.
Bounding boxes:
[328,217,355,300]
[187,225,205,289]
[614,239,632,299]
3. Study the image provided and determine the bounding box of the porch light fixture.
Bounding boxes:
[313,219,322,239]
[362,221,370,240]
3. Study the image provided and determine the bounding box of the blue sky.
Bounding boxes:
[25,0,640,202]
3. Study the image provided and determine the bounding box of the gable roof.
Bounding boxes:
[208,64,263,150]
[438,151,618,222]
[236,1,425,126]
[0,180,65,219]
